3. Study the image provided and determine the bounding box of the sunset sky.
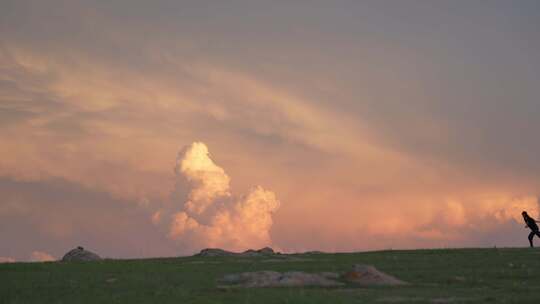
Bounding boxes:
[1,0,540,261]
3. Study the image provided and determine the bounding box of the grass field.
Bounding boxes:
[1,248,540,303]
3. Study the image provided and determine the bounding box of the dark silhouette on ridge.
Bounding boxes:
[522,211,540,247]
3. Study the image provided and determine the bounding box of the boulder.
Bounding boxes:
[257,247,276,254]
[241,247,275,256]
[303,250,325,255]
[342,264,407,286]
[61,246,101,262]
[196,248,237,257]
[220,271,281,287]
[196,247,277,257]
[219,270,343,288]
[276,271,343,287]
[218,264,407,288]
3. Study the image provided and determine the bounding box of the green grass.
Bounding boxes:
[1,248,540,303]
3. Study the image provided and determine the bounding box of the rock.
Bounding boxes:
[256,247,275,255]
[240,249,257,256]
[241,247,275,256]
[218,264,406,289]
[320,271,341,279]
[196,248,237,257]
[196,247,277,257]
[218,270,343,288]
[342,264,407,286]
[220,271,282,287]
[61,246,101,262]
[277,271,343,287]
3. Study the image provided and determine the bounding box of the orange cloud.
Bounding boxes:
[0,257,16,263]
[1,38,538,255]
[30,251,55,262]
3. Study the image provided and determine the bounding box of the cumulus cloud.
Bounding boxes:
[442,199,467,227]
[408,194,540,244]
[441,195,539,227]
[490,196,539,223]
[30,251,55,262]
[175,142,232,214]
[162,142,280,252]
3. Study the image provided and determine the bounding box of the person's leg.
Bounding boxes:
[528,231,535,247]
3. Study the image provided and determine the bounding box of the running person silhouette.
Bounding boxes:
[522,211,540,247]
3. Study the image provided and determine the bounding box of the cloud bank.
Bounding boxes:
[157,142,280,253]
[0,251,55,263]
[30,251,55,262]
[0,257,16,263]
[0,1,539,259]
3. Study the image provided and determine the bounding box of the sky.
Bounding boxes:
[1,0,540,261]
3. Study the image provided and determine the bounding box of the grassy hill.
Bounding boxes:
[1,248,540,303]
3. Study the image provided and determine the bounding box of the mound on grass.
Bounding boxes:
[62,246,101,262]
[218,264,406,288]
